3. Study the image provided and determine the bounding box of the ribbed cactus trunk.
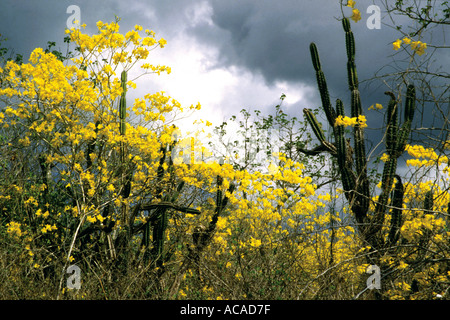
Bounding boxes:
[344,17,370,227]
[300,18,416,253]
[119,70,131,242]
[369,86,415,247]
[150,144,168,268]
[119,70,127,138]
[114,69,132,274]
[387,175,404,247]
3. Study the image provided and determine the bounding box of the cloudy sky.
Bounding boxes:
[1,0,448,163]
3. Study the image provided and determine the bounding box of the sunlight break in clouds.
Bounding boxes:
[130,1,316,138]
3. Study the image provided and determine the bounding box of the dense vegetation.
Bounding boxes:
[0,1,449,299]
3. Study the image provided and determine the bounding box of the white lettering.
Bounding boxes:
[366,5,381,30]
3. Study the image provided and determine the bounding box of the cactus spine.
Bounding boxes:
[301,17,416,250]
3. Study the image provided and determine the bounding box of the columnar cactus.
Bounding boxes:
[387,175,404,246]
[119,70,127,137]
[300,17,416,250]
[150,144,169,267]
[418,190,434,258]
[370,86,415,243]
[119,70,132,245]
[119,70,132,200]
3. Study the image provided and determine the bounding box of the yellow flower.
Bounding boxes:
[347,0,356,8]
[380,153,390,162]
[402,37,411,44]
[369,103,383,110]
[6,221,24,238]
[393,39,402,51]
[335,115,346,126]
[158,38,167,48]
[142,37,156,46]
[249,236,262,248]
[41,224,57,234]
[24,196,38,206]
[357,115,367,128]
[412,41,427,56]
[178,289,187,298]
[335,115,366,128]
[351,9,362,22]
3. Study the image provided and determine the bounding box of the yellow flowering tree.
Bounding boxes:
[0,17,334,299]
[0,18,228,296]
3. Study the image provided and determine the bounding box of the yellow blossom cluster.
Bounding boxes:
[347,0,361,22]
[335,115,367,128]
[6,221,25,238]
[368,103,383,111]
[393,37,427,56]
[41,224,58,234]
[405,144,448,167]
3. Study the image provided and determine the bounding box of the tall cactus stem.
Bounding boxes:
[304,108,326,144]
[385,91,398,154]
[310,42,321,71]
[310,43,336,127]
[342,17,351,32]
[347,61,358,91]
[388,175,404,245]
[396,85,416,154]
[345,30,356,61]
[405,85,416,122]
[424,190,433,212]
[344,18,358,91]
[119,70,127,136]
[335,99,356,196]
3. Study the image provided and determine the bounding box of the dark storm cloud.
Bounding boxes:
[182,1,399,144]
[185,0,448,156]
[0,0,123,60]
[182,1,414,122]
[191,0,345,86]
[0,1,428,105]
